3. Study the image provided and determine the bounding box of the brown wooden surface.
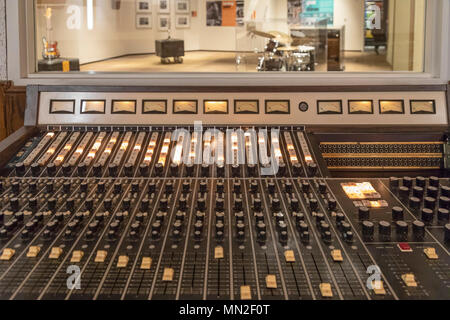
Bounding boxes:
[0,81,26,142]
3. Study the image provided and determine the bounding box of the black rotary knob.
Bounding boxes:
[275,212,285,223]
[293,163,302,177]
[415,176,426,188]
[231,165,240,177]
[95,212,104,222]
[421,208,434,224]
[402,176,413,188]
[15,162,25,176]
[233,182,241,194]
[291,198,300,211]
[185,164,194,177]
[46,182,54,193]
[441,186,450,197]
[301,231,310,243]
[412,186,424,199]
[257,231,267,242]
[21,230,30,240]
[29,181,37,194]
[131,182,140,193]
[31,163,41,177]
[284,181,292,194]
[412,220,425,239]
[272,198,281,211]
[247,164,256,177]
[439,196,450,210]
[438,208,449,222]
[66,198,75,211]
[297,222,308,233]
[46,163,56,176]
[301,181,310,193]
[309,198,318,211]
[429,176,439,187]
[424,197,436,210]
[170,163,179,177]
[77,163,87,176]
[389,177,399,189]
[379,221,391,237]
[62,163,72,176]
[358,206,370,220]
[395,221,408,236]
[344,231,354,242]
[182,181,190,193]
[392,206,404,221]
[139,164,149,177]
[216,230,224,241]
[340,222,351,233]
[178,197,187,210]
[322,231,331,243]
[63,181,71,193]
[93,163,102,177]
[307,163,317,176]
[9,197,19,212]
[12,182,20,194]
[159,198,168,211]
[165,182,173,194]
[216,164,225,177]
[328,198,337,211]
[104,198,112,211]
[216,211,225,222]
[201,164,209,177]
[108,163,118,177]
[335,212,345,224]
[216,182,224,194]
[197,198,206,211]
[147,182,156,195]
[315,213,325,224]
[318,182,327,194]
[216,198,224,211]
[195,211,205,222]
[80,182,88,193]
[194,221,204,233]
[28,198,38,210]
[215,222,224,233]
[445,224,450,242]
[113,182,122,194]
[256,221,266,233]
[122,198,131,210]
[267,182,275,194]
[362,221,375,238]
[399,186,410,200]
[154,163,163,177]
[47,198,56,211]
[235,211,244,223]
[124,163,133,177]
[253,198,262,211]
[236,231,245,241]
[409,197,421,210]
[427,186,438,198]
[319,222,330,233]
[254,212,264,223]
[250,181,258,193]
[279,231,288,243]
[199,182,208,194]
[277,163,286,177]
[234,199,243,211]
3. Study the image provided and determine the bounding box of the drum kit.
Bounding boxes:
[252,30,315,72]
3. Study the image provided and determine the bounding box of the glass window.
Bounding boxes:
[33,0,426,73]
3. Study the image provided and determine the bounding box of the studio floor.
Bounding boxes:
[80,50,392,73]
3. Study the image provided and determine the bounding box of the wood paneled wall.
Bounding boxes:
[0,81,26,142]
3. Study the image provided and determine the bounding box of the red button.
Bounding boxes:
[398,242,412,252]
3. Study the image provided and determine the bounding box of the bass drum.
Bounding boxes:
[257,54,284,72]
[287,52,311,71]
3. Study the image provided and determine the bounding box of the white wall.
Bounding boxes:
[0,0,6,80]
[333,0,364,51]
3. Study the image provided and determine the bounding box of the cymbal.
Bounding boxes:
[277,46,299,52]
[250,30,276,39]
[268,31,293,44]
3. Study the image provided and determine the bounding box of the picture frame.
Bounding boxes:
[136,14,152,29]
[175,0,189,13]
[158,15,170,31]
[136,0,152,13]
[158,0,170,13]
[175,15,190,28]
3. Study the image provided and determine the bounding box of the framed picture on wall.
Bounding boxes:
[175,15,190,28]
[158,0,170,13]
[136,14,152,29]
[136,0,152,13]
[175,0,189,13]
[158,15,170,31]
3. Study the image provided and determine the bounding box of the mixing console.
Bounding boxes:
[0,85,448,300]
